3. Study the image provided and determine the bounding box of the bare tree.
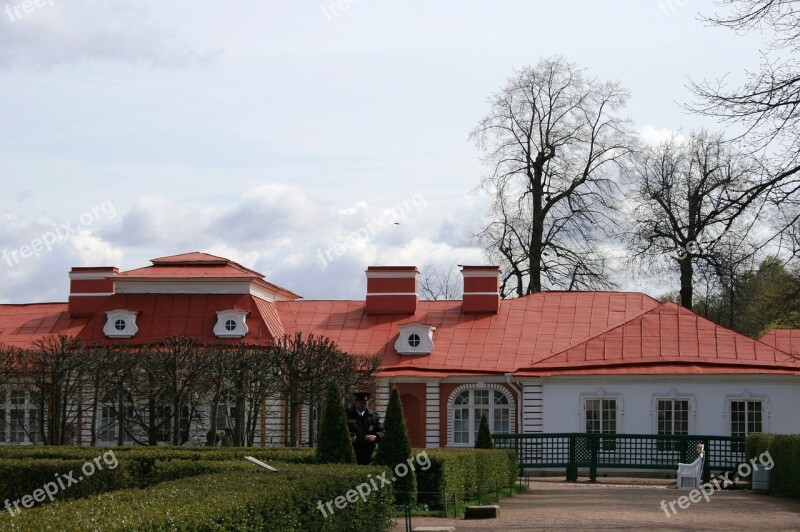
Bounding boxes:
[23,335,91,445]
[471,56,635,296]
[266,332,379,446]
[419,262,462,300]
[625,130,763,308]
[689,1,800,253]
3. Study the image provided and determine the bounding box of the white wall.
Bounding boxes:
[539,375,800,436]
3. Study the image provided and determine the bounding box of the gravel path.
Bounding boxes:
[395,478,800,531]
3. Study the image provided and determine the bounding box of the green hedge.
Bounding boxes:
[415,448,517,509]
[0,446,315,464]
[0,457,255,511]
[746,433,800,497]
[0,464,394,531]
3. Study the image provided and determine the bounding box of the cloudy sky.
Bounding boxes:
[0,0,763,303]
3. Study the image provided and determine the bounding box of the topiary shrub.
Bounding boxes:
[374,387,416,507]
[315,382,356,464]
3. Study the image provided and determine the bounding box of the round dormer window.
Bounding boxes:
[225,319,237,331]
[408,333,421,348]
[114,319,126,331]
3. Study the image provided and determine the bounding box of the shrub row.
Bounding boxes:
[746,433,800,497]
[0,456,253,510]
[0,445,315,464]
[415,448,517,509]
[0,463,394,531]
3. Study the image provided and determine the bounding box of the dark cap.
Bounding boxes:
[353,391,371,401]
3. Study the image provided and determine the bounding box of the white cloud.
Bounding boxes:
[640,125,685,146]
[0,1,209,68]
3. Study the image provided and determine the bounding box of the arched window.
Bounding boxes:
[450,386,513,445]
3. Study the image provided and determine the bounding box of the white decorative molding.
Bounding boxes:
[446,383,516,447]
[577,389,624,432]
[213,309,249,338]
[649,390,697,434]
[425,382,440,448]
[103,310,139,338]
[395,322,436,355]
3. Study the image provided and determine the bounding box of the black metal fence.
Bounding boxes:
[493,433,746,482]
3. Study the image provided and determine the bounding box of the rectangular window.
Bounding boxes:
[657,399,689,451]
[586,398,617,450]
[98,405,117,443]
[9,391,27,443]
[493,407,510,434]
[453,407,469,444]
[731,400,762,452]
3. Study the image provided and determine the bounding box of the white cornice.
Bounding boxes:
[365,271,418,279]
[69,272,116,280]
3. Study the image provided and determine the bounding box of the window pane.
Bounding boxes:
[474,390,489,405]
[494,407,510,434]
[730,401,745,437]
[494,392,509,405]
[454,407,469,443]
[455,391,469,405]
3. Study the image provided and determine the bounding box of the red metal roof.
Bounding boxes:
[0,303,89,348]
[75,294,277,345]
[112,253,300,300]
[759,329,800,357]
[1,251,797,378]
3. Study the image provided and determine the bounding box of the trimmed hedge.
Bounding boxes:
[0,445,316,464]
[746,433,800,497]
[415,448,517,509]
[0,463,394,531]
[0,457,254,510]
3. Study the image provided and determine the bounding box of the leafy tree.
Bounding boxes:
[471,55,635,296]
[475,413,494,449]
[315,382,355,464]
[374,387,416,506]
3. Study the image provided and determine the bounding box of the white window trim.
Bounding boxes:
[446,383,515,447]
[213,310,249,338]
[725,390,770,436]
[0,388,43,445]
[578,387,623,434]
[650,389,696,435]
[103,310,139,338]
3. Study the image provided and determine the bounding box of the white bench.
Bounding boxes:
[677,451,704,490]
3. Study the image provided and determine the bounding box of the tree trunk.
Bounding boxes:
[679,257,694,309]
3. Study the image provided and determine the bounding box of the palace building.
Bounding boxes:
[1,251,799,447]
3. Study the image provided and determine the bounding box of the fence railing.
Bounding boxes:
[492,433,746,482]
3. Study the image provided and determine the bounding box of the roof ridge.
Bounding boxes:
[527,298,663,367]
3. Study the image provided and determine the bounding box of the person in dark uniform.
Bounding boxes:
[346,391,384,465]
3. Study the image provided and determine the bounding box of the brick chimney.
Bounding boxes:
[68,266,118,317]
[462,266,500,313]
[365,266,418,315]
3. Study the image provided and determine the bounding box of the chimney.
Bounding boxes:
[365,266,418,315]
[462,266,501,313]
[68,266,118,317]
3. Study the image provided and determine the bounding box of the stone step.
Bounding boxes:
[464,504,500,519]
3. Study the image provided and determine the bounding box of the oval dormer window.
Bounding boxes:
[104,310,139,339]
[408,333,421,348]
[395,323,436,355]
[214,310,248,338]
